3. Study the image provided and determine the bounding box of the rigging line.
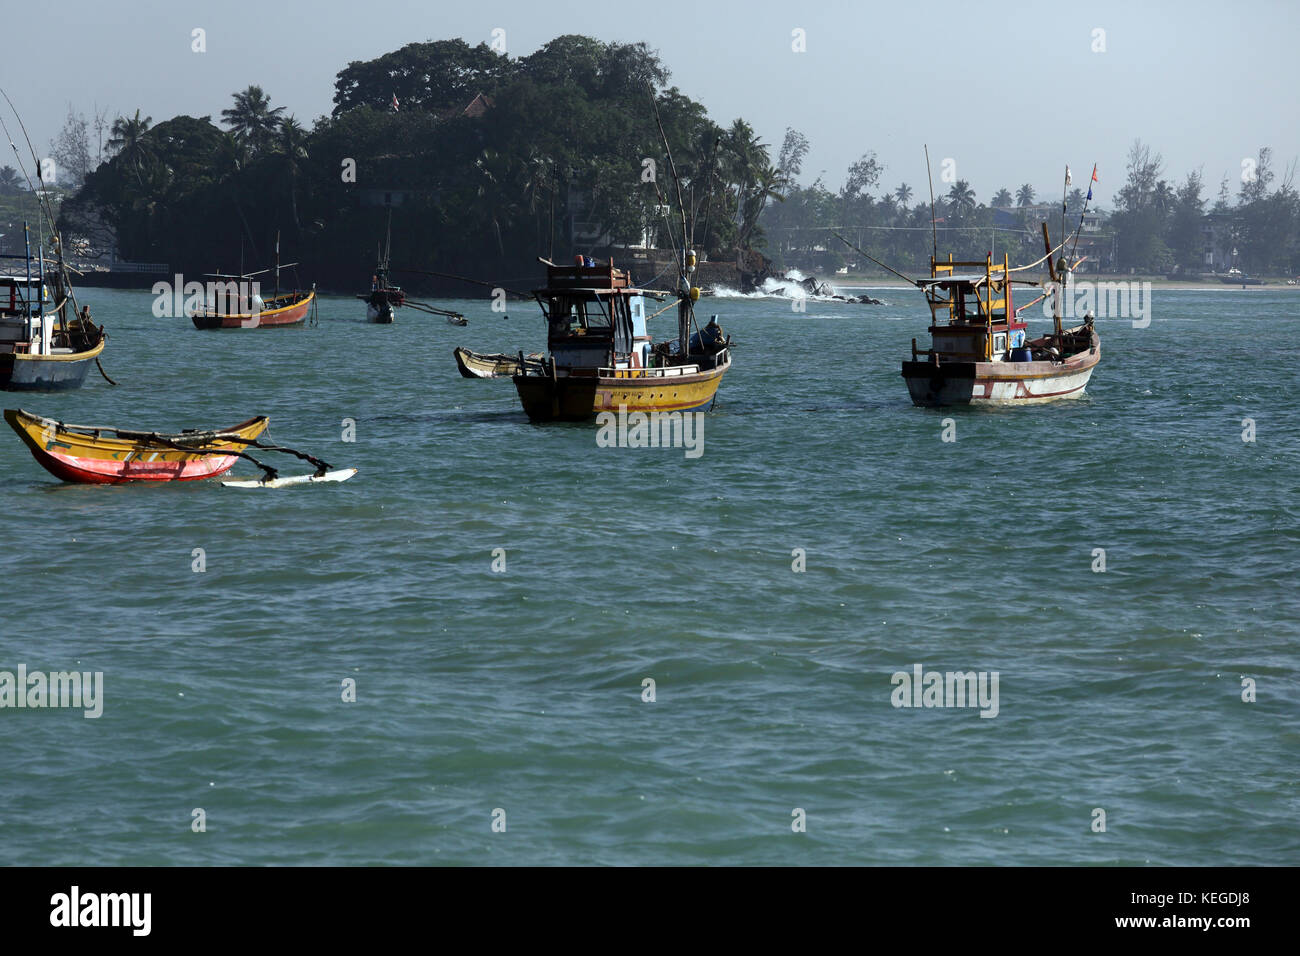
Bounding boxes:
[830,233,918,285]
[0,88,60,241]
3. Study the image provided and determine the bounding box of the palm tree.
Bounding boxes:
[894,183,913,206]
[108,110,152,166]
[273,117,309,233]
[991,187,1013,207]
[221,86,285,155]
[214,132,259,257]
[738,161,790,247]
[1016,183,1036,207]
[947,180,976,218]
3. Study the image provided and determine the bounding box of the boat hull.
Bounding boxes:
[513,358,729,422]
[4,408,269,483]
[902,329,1099,407]
[0,339,104,391]
[366,300,396,323]
[192,291,314,329]
[455,347,541,379]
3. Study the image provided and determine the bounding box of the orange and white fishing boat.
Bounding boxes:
[900,250,1100,406]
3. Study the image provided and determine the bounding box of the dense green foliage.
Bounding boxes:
[59,37,785,288]
[766,134,1299,277]
[45,36,1300,285]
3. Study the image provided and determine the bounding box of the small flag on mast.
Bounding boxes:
[1065,165,1072,186]
[1086,164,1098,201]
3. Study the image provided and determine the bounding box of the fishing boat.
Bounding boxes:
[5,407,356,486]
[191,286,315,329]
[359,210,406,323]
[1215,266,1265,286]
[511,256,731,422]
[191,233,316,329]
[454,347,543,379]
[4,407,268,483]
[0,224,107,391]
[900,250,1099,406]
[839,159,1101,407]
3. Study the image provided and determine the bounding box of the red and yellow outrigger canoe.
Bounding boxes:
[4,407,269,483]
[191,288,315,329]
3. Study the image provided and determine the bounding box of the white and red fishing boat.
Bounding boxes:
[900,249,1099,406]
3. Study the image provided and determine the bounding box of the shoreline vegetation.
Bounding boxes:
[0,35,1293,294]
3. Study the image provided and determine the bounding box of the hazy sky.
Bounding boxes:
[6,0,1298,208]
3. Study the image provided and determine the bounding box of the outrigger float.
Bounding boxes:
[511,256,731,422]
[4,408,355,487]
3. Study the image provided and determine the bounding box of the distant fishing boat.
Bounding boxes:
[0,223,107,391]
[359,209,405,323]
[191,232,315,329]
[511,256,731,422]
[454,346,542,379]
[5,407,356,486]
[1215,267,1265,286]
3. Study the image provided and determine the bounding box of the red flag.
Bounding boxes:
[1091,164,1099,183]
[390,93,400,112]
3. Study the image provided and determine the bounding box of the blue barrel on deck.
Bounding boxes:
[1010,347,1033,363]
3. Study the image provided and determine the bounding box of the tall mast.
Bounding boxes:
[1042,222,1062,344]
[23,221,31,313]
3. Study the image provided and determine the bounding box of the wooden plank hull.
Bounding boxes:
[454,347,543,379]
[192,291,313,329]
[902,328,1100,407]
[4,408,269,483]
[513,359,729,422]
[0,338,104,391]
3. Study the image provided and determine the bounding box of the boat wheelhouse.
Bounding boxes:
[511,258,730,422]
[0,226,107,391]
[901,252,1099,406]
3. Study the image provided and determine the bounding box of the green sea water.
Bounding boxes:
[1,286,1297,865]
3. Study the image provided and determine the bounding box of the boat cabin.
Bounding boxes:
[0,276,55,356]
[915,253,1030,362]
[535,259,660,373]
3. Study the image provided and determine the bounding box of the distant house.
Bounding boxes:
[1201,212,1240,271]
[439,92,493,121]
